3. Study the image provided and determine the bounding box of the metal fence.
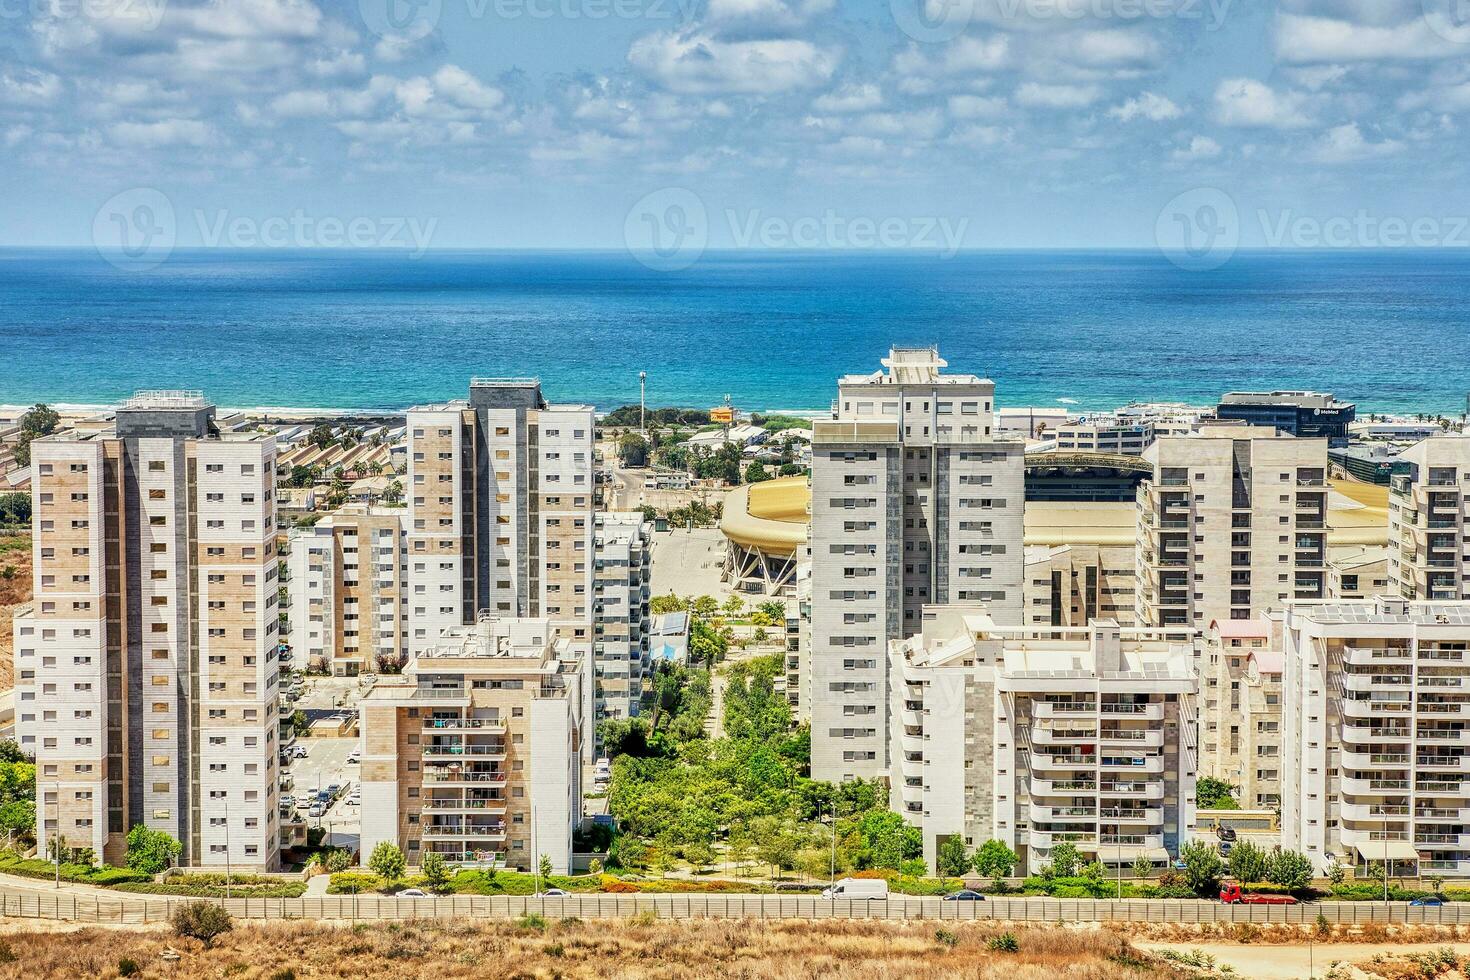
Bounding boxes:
[5,890,1470,925]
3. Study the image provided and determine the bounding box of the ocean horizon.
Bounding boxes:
[2,247,1467,416]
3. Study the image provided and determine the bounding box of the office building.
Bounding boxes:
[358,615,584,873]
[1388,438,1470,602]
[591,512,651,729]
[1217,391,1355,446]
[809,348,1026,781]
[286,507,407,676]
[1281,597,1470,877]
[404,379,596,653]
[1135,425,1329,628]
[14,391,280,869]
[888,606,1198,873]
[1199,619,1283,811]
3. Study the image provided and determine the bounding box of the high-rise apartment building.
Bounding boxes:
[14,391,280,869]
[888,605,1198,873]
[591,512,651,729]
[809,348,1026,781]
[404,380,596,653]
[1135,425,1329,628]
[286,507,407,676]
[358,615,584,873]
[1024,543,1136,627]
[1388,438,1470,602]
[1281,597,1470,877]
[1199,619,1283,811]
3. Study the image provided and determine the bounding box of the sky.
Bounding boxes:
[2,0,1470,254]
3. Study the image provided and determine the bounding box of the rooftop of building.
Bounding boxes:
[1286,596,1470,627]
[838,346,993,388]
[1219,390,1353,410]
[1209,618,1272,640]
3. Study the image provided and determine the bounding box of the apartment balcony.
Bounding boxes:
[1099,728,1164,748]
[1341,672,1411,694]
[1029,804,1098,822]
[1419,860,1470,876]
[1416,701,1470,718]
[1417,755,1470,770]
[1031,727,1097,747]
[1418,729,1468,744]
[1339,801,1410,822]
[421,718,506,732]
[1340,827,1411,848]
[1340,748,1410,770]
[900,708,924,729]
[1342,646,1412,665]
[1099,755,1163,774]
[1099,807,1164,826]
[1099,833,1163,850]
[422,744,507,760]
[1100,702,1163,721]
[1029,830,1098,851]
[1416,778,1470,796]
[1030,752,1097,772]
[1033,701,1097,719]
[1099,780,1163,800]
[1029,776,1098,797]
[420,823,508,840]
[1340,725,1411,745]
[1341,775,1411,795]
[421,798,508,814]
[421,767,508,786]
[1416,832,1470,848]
[901,732,926,756]
[1420,676,1469,692]
[1417,806,1470,821]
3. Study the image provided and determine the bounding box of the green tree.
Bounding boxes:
[172,901,232,947]
[421,850,449,890]
[1131,855,1153,880]
[935,836,970,878]
[1180,840,1226,896]
[1325,858,1347,886]
[307,423,336,450]
[0,492,31,527]
[1227,839,1268,883]
[124,824,182,874]
[12,403,61,468]
[650,593,687,615]
[972,839,1018,881]
[721,595,745,619]
[743,460,770,484]
[682,837,716,872]
[286,464,314,488]
[382,480,404,506]
[618,433,650,467]
[1048,841,1081,878]
[1196,777,1239,810]
[1265,849,1313,891]
[691,595,719,619]
[368,841,406,881]
[538,853,553,881]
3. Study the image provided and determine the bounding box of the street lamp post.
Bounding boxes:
[639,372,647,436]
[828,802,836,895]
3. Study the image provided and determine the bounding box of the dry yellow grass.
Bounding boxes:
[0,917,1182,979]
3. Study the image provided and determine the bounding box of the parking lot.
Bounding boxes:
[280,674,367,853]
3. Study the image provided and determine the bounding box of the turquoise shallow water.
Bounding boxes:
[1,248,1466,414]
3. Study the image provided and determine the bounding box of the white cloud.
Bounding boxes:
[1213,78,1310,129]
[894,36,1011,79]
[814,84,882,113]
[1108,91,1181,122]
[629,31,839,95]
[852,109,944,139]
[109,118,216,147]
[948,94,1007,119]
[270,89,336,118]
[1275,12,1463,63]
[705,0,834,26]
[1309,121,1403,163]
[1015,82,1100,108]
[1171,134,1221,160]
[1058,30,1163,69]
[431,66,505,112]
[1,70,63,106]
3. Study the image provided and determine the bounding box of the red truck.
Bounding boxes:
[1220,883,1298,905]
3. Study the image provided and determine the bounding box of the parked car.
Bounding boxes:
[943,890,986,901]
[822,878,889,901]
[327,783,342,798]
[1215,824,1237,842]
[534,888,570,897]
[291,745,308,759]
[346,790,361,806]
[308,804,325,818]
[280,794,295,809]
[1411,897,1444,907]
[397,888,430,898]
[1220,883,1297,905]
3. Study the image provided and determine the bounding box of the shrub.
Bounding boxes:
[0,942,13,965]
[421,851,449,890]
[935,928,959,949]
[368,842,406,882]
[1179,840,1225,896]
[172,900,233,947]
[987,932,1020,953]
[516,913,548,931]
[1265,849,1314,891]
[125,824,182,875]
[269,971,297,980]
[327,872,385,895]
[117,958,140,977]
[325,849,352,873]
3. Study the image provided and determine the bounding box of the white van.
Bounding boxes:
[821,878,889,901]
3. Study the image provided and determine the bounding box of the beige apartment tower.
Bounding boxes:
[1388,437,1470,602]
[809,348,1026,781]
[14,392,281,869]
[1135,425,1329,628]
[358,616,584,873]
[1199,619,1283,811]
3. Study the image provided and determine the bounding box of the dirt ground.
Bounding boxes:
[0,535,31,691]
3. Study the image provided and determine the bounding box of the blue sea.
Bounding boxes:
[1,248,1466,415]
